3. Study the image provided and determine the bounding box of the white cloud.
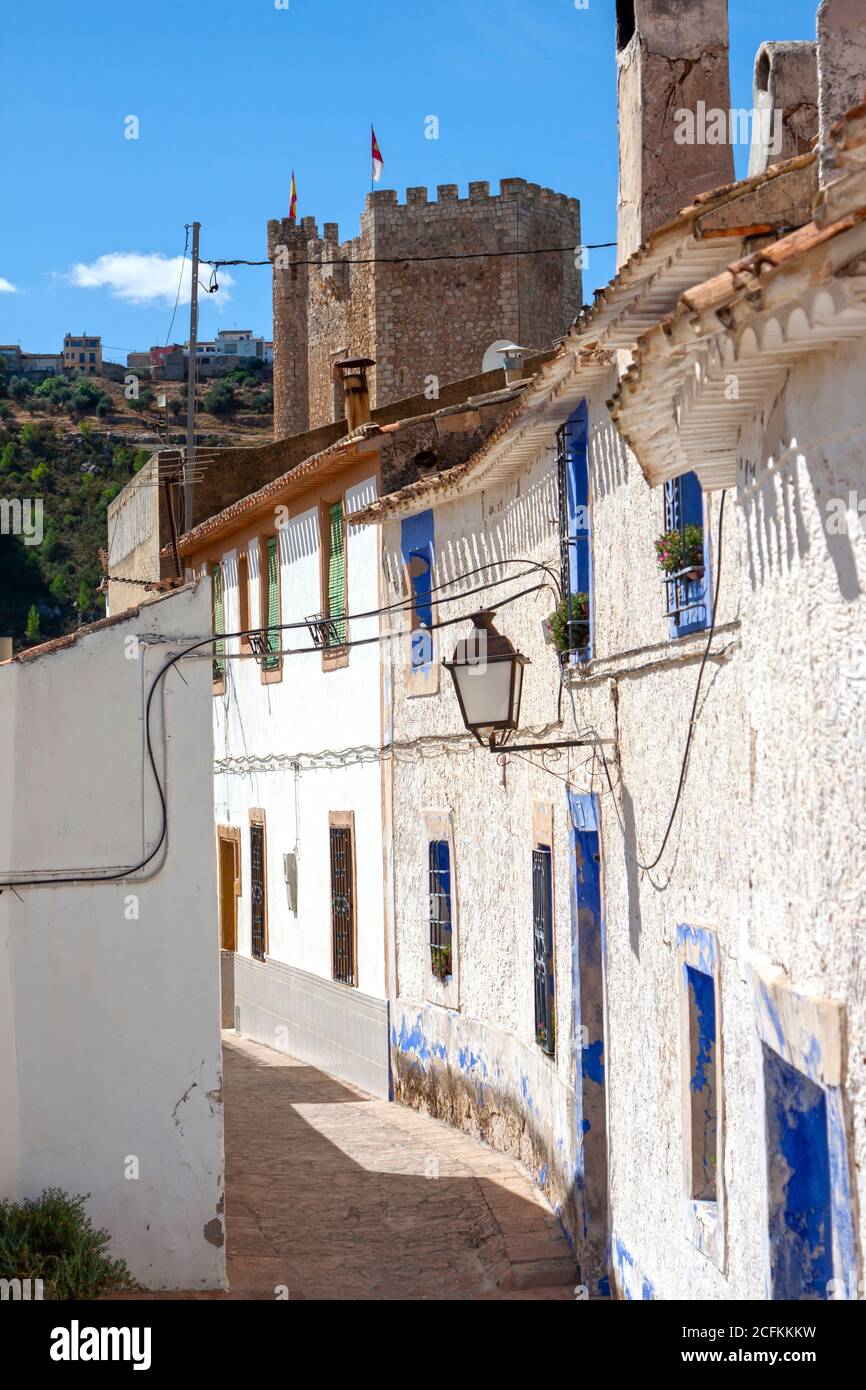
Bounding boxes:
[0,276,18,293]
[66,252,233,305]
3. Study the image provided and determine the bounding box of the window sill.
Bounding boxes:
[212,678,226,696]
[260,664,283,685]
[322,647,349,672]
[683,1197,724,1270]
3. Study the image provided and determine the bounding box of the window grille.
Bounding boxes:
[428,840,452,980]
[663,472,708,637]
[330,825,355,985]
[532,846,555,1055]
[250,822,266,961]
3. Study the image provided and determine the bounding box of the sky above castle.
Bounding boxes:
[1,0,819,359]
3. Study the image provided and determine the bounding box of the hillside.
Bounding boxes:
[0,366,274,650]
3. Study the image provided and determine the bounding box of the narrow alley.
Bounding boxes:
[221,1035,577,1301]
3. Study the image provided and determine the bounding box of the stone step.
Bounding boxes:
[512,1254,579,1290]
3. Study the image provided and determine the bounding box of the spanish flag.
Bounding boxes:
[371,127,384,183]
[289,170,297,223]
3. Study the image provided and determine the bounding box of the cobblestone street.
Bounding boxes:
[221,1034,576,1300]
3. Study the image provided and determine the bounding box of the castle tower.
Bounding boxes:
[615,0,735,264]
[268,179,582,441]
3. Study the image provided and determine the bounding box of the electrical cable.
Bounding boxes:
[576,490,728,872]
[203,241,617,272]
[4,503,722,889]
[164,226,190,347]
[0,577,546,889]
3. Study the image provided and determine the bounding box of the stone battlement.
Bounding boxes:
[268,178,581,256]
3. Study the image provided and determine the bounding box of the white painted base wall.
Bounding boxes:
[0,584,226,1290]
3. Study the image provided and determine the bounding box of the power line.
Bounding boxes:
[164,225,190,347]
[0,565,551,888]
[203,241,617,272]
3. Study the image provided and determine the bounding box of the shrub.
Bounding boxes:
[549,591,590,654]
[655,524,703,575]
[203,382,237,415]
[8,376,33,401]
[0,1189,132,1300]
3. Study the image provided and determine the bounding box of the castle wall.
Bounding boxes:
[269,181,581,441]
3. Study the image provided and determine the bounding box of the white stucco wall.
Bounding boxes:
[382,340,866,1299]
[212,474,387,1002]
[0,583,225,1290]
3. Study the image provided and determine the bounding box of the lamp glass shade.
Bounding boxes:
[444,611,529,748]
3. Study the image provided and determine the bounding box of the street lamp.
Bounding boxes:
[445,609,593,756]
[444,610,529,751]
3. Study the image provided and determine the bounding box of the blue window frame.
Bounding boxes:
[686,965,718,1201]
[556,400,593,660]
[401,511,435,674]
[428,839,452,980]
[663,471,709,637]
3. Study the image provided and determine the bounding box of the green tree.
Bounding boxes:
[24,604,41,644]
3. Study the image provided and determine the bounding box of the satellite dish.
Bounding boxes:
[482,339,515,374]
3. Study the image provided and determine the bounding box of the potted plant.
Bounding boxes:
[430,944,452,981]
[549,591,590,655]
[655,524,704,579]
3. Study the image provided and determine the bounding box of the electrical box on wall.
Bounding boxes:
[283,852,298,915]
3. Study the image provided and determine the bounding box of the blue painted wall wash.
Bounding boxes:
[567,790,609,1291]
[763,1044,833,1299]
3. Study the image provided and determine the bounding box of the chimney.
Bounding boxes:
[0,637,12,663]
[615,0,735,265]
[496,342,531,385]
[748,42,818,177]
[817,0,866,186]
[333,357,375,432]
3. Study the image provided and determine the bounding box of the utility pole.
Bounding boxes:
[184,221,201,530]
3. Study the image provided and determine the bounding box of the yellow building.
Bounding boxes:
[63,332,102,375]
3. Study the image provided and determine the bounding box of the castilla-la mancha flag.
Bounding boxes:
[371,127,384,183]
[289,169,298,223]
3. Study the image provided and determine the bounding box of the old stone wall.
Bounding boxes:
[269,181,581,440]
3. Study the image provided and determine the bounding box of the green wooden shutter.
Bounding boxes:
[327,501,346,644]
[263,535,280,669]
[212,563,225,680]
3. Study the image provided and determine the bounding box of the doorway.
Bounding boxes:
[217,827,240,951]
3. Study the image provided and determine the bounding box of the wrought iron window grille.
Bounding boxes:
[305,611,347,649]
[428,840,453,981]
[532,846,555,1056]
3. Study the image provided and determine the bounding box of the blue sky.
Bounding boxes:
[0,0,820,358]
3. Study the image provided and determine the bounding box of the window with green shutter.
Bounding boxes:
[263,535,280,670]
[326,501,347,646]
[212,563,225,682]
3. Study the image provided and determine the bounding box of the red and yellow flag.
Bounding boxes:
[289,169,297,223]
[371,127,384,183]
